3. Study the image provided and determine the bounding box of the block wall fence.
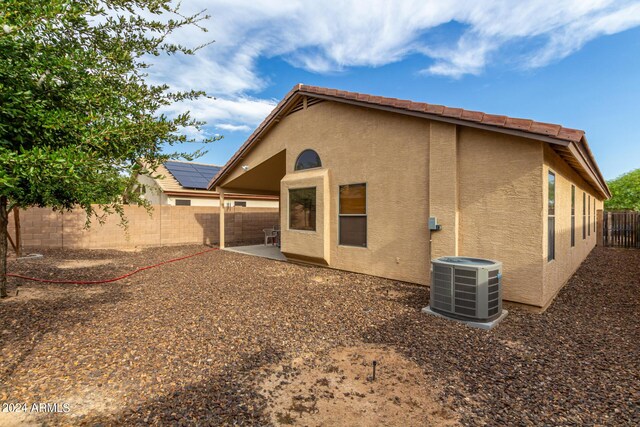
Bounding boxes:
[7,205,279,250]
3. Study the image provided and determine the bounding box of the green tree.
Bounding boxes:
[605,168,640,212]
[0,0,219,297]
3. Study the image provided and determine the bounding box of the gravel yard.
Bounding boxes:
[0,245,638,426]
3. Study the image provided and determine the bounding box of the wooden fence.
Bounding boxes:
[602,211,640,248]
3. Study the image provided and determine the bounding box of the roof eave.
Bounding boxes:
[209,85,610,199]
[209,86,577,190]
[573,136,611,199]
[208,85,302,190]
[299,90,578,147]
[163,190,278,200]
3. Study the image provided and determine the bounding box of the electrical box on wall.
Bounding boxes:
[429,216,442,231]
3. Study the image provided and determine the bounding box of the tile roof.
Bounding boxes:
[209,84,608,198]
[298,84,585,143]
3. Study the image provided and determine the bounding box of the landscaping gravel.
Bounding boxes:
[0,245,638,425]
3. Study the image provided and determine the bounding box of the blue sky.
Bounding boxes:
[152,1,640,180]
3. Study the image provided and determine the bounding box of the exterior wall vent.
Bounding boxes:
[286,97,324,116]
[430,256,502,322]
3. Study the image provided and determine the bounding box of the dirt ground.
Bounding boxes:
[0,246,638,426]
[260,345,457,426]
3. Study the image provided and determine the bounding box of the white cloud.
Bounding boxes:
[524,1,640,69]
[177,125,207,140]
[419,0,640,76]
[141,0,640,125]
[159,95,276,128]
[215,123,251,132]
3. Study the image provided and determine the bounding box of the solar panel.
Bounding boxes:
[164,161,221,190]
[164,165,193,172]
[195,165,220,172]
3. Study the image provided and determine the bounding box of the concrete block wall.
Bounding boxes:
[7,205,278,250]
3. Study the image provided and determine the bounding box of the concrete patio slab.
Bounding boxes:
[224,244,287,261]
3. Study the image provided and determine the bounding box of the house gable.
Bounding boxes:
[210,84,610,200]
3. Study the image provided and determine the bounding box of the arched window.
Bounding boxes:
[295,149,322,171]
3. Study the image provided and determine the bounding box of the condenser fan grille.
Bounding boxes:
[432,265,452,312]
[487,269,500,317]
[454,268,477,318]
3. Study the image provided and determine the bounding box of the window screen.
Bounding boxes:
[175,199,191,206]
[548,172,555,261]
[571,185,575,247]
[339,183,367,247]
[583,192,586,239]
[588,195,591,236]
[289,187,316,231]
[234,201,247,207]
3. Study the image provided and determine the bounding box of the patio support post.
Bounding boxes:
[218,188,225,248]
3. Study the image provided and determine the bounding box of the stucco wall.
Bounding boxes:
[218,97,606,307]
[281,168,331,264]
[457,128,545,306]
[137,174,167,205]
[323,105,430,284]
[225,100,431,284]
[429,122,458,258]
[542,144,602,305]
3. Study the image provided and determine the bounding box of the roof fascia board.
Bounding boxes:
[568,143,611,198]
[575,137,611,198]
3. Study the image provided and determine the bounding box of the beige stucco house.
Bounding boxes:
[209,85,610,308]
[137,160,278,208]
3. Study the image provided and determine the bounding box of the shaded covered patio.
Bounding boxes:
[215,149,286,258]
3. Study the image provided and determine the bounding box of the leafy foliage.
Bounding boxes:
[0,0,219,296]
[0,0,217,213]
[605,168,640,211]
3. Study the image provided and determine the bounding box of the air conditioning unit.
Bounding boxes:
[430,256,502,322]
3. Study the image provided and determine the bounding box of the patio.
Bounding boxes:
[224,244,286,261]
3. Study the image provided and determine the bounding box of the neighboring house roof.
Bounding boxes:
[209,84,611,199]
[150,161,277,200]
[164,160,221,190]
